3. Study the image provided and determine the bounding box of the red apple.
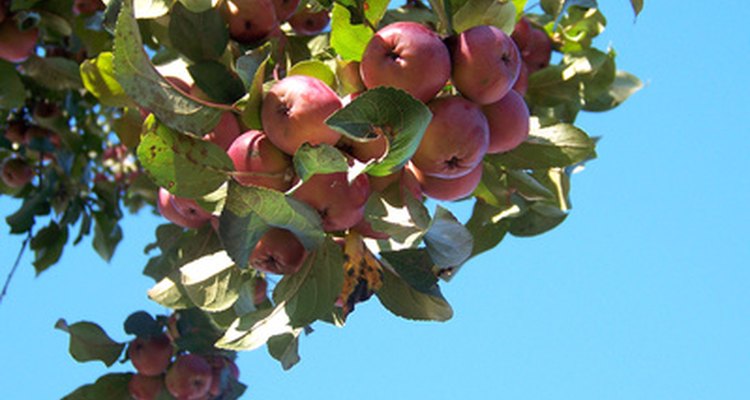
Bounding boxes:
[207,356,240,397]
[368,167,422,202]
[513,62,529,96]
[482,90,530,153]
[73,0,105,15]
[203,112,242,151]
[271,0,300,22]
[128,374,164,400]
[223,0,279,43]
[128,334,173,377]
[165,354,213,400]
[360,22,450,102]
[409,162,483,201]
[288,7,330,36]
[1,158,33,188]
[511,17,533,50]
[449,25,522,105]
[226,130,294,191]
[157,188,212,229]
[292,172,370,231]
[338,133,387,163]
[4,121,26,143]
[261,75,342,155]
[410,95,489,178]
[249,227,307,274]
[0,20,38,63]
[523,28,552,73]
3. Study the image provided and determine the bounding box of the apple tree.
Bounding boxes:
[0,0,643,398]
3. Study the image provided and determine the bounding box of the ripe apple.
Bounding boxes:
[368,166,422,203]
[338,133,387,163]
[271,0,300,22]
[206,356,240,397]
[288,6,330,36]
[0,20,39,63]
[410,95,489,179]
[249,227,307,274]
[203,112,242,151]
[73,0,105,15]
[223,0,278,43]
[157,188,212,229]
[128,373,164,400]
[511,17,532,50]
[523,28,552,73]
[4,121,26,143]
[512,62,529,96]
[128,333,174,377]
[292,172,371,231]
[449,25,522,105]
[360,21,450,102]
[261,75,342,155]
[226,130,294,191]
[482,90,530,153]
[409,162,483,201]
[165,354,213,400]
[1,158,34,188]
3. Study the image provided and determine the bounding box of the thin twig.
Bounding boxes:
[0,231,33,305]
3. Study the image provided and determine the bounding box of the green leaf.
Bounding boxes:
[180,251,242,312]
[113,0,227,134]
[509,201,567,237]
[136,115,233,198]
[630,0,643,17]
[148,270,195,309]
[236,45,270,130]
[526,65,579,107]
[133,0,172,19]
[288,60,337,90]
[424,206,472,272]
[92,211,122,262]
[178,0,220,12]
[144,224,224,281]
[169,2,228,62]
[465,199,514,257]
[80,52,131,107]
[6,176,54,234]
[267,332,302,371]
[220,182,325,268]
[292,143,349,182]
[330,0,390,61]
[582,70,643,112]
[380,249,437,293]
[0,61,26,109]
[55,320,126,367]
[21,55,83,90]
[376,267,453,321]
[487,123,596,169]
[273,237,345,328]
[216,304,294,351]
[30,221,68,275]
[452,0,516,34]
[326,87,432,177]
[62,373,133,400]
[364,189,430,250]
[172,308,225,354]
[188,61,245,104]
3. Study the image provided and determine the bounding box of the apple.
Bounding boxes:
[157,188,212,229]
[449,25,522,105]
[128,373,164,400]
[24,125,61,149]
[482,90,530,153]
[288,6,330,36]
[410,95,489,178]
[512,62,529,96]
[73,0,105,16]
[1,158,34,188]
[292,172,371,231]
[253,277,268,304]
[226,130,294,191]
[165,354,213,400]
[261,75,342,155]
[128,333,173,377]
[0,20,39,63]
[338,133,387,163]
[409,162,483,201]
[511,17,532,50]
[4,121,26,143]
[206,356,240,397]
[368,167,422,203]
[360,22,450,102]
[223,0,279,43]
[249,227,307,274]
[271,0,300,22]
[203,112,242,151]
[523,28,552,73]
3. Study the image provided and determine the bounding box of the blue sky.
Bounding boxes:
[2,1,750,399]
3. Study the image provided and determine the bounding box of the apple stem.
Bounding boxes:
[0,229,32,305]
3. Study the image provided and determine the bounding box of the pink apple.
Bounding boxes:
[223,0,279,43]
[410,95,489,178]
[261,75,342,155]
[523,28,552,73]
[249,228,307,275]
[165,354,213,400]
[271,0,300,22]
[482,90,530,153]
[449,25,522,105]
[360,22,450,102]
[203,112,242,151]
[128,374,164,400]
[128,334,173,377]
[73,0,105,16]
[292,172,371,231]
[226,130,294,191]
[157,188,212,229]
[288,7,330,36]
[409,162,483,201]
[0,20,38,63]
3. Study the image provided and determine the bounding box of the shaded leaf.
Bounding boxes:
[292,143,349,182]
[236,45,271,129]
[376,266,453,321]
[30,221,68,275]
[21,56,83,90]
[0,61,26,109]
[267,332,302,371]
[487,123,596,169]
[189,60,245,104]
[55,320,125,367]
[92,211,122,262]
[424,206,472,271]
[180,251,242,312]
[62,373,132,400]
[452,0,516,34]
[169,2,228,62]
[380,249,437,293]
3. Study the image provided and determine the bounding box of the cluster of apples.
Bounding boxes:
[126,329,240,400]
[222,0,330,42]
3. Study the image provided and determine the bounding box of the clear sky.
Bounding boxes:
[2,1,750,399]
